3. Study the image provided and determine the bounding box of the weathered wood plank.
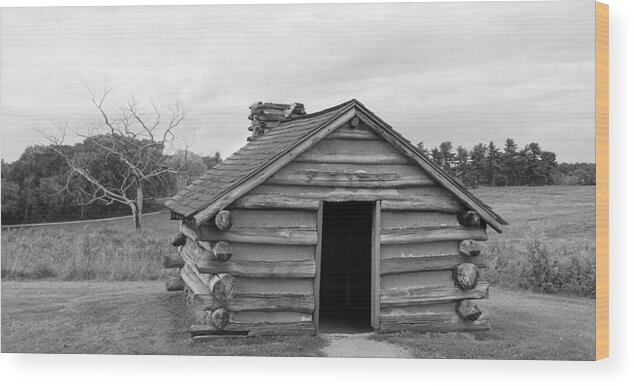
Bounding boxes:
[196,259,316,278]
[165,275,185,291]
[371,200,381,329]
[267,163,436,188]
[230,194,320,210]
[380,270,454,291]
[379,317,490,333]
[294,139,412,165]
[231,311,313,324]
[181,238,216,265]
[236,277,314,295]
[226,243,315,262]
[225,209,317,229]
[381,254,486,274]
[380,282,489,307]
[190,321,315,336]
[253,185,445,201]
[179,263,211,295]
[314,202,323,330]
[198,225,318,245]
[192,293,315,313]
[381,212,459,229]
[327,124,382,140]
[162,253,185,269]
[381,199,463,213]
[380,226,487,245]
[381,241,460,259]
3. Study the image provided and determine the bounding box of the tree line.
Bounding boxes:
[417,139,595,188]
[1,143,221,226]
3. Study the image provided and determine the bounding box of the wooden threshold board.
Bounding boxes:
[595,1,609,361]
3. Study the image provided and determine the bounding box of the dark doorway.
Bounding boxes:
[319,201,373,333]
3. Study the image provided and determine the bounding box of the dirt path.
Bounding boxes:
[321,333,412,358]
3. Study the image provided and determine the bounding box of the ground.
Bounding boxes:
[1,281,595,359]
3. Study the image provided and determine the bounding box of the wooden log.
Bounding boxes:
[293,139,412,165]
[180,221,198,241]
[228,209,317,229]
[165,275,185,291]
[380,282,489,307]
[381,270,454,291]
[457,210,481,227]
[209,273,236,302]
[380,226,487,245]
[456,300,482,321]
[181,239,216,265]
[327,125,381,140]
[236,278,314,296]
[459,239,481,257]
[381,212,459,229]
[171,233,187,247]
[190,321,315,336]
[379,316,490,333]
[268,163,436,188]
[230,194,320,210]
[196,308,231,330]
[381,241,460,259]
[214,210,233,231]
[227,243,315,262]
[212,241,232,262]
[180,264,211,295]
[381,254,485,274]
[162,253,185,269]
[197,225,318,245]
[452,263,480,289]
[192,293,315,313]
[197,259,316,279]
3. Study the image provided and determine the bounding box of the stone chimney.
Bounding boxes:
[247,102,306,141]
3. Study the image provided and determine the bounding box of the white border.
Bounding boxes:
[1,0,632,385]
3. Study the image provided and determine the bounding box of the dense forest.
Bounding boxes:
[417,139,595,188]
[1,136,594,225]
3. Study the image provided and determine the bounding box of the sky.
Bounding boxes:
[0,1,596,163]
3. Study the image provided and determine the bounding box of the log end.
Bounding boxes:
[459,239,481,257]
[456,299,482,321]
[457,211,481,228]
[171,233,187,247]
[215,210,233,231]
[212,241,233,262]
[165,276,185,291]
[452,263,480,289]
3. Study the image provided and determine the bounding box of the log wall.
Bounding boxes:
[172,121,489,335]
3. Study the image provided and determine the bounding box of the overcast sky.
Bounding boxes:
[0,1,595,163]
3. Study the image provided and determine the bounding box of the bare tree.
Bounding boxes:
[40,86,186,230]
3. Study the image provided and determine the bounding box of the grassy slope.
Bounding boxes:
[0,281,326,356]
[1,281,593,359]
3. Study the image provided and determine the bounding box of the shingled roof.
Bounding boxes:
[165,99,507,232]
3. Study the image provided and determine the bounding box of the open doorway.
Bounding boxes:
[319,201,374,333]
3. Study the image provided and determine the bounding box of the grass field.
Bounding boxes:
[0,281,594,359]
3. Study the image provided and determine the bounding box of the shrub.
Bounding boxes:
[481,234,596,297]
[1,227,169,281]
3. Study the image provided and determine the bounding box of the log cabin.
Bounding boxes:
[164,99,507,337]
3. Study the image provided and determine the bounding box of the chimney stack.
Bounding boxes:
[247,102,306,140]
